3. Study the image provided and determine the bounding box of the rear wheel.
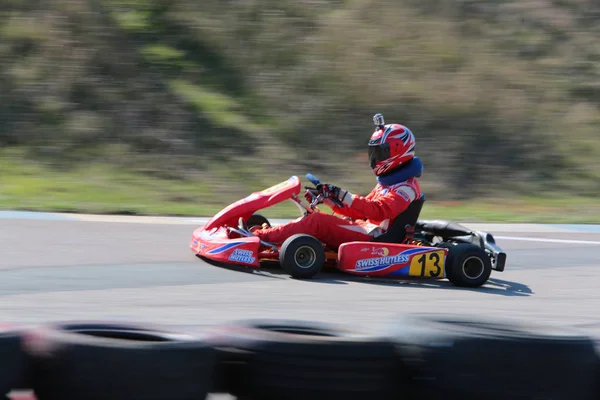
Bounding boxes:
[280,234,325,279]
[444,243,492,288]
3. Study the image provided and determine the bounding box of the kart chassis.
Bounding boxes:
[191,174,506,287]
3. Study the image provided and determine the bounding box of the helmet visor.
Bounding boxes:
[368,143,390,169]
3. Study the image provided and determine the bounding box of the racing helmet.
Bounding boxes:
[368,113,416,176]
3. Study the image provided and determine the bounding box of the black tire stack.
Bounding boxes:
[381,314,599,400]
[21,322,217,400]
[206,319,400,400]
[0,326,29,400]
[0,316,596,400]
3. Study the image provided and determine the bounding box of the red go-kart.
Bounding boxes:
[190,174,506,287]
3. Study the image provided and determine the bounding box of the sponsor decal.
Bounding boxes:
[395,186,411,201]
[193,240,204,252]
[351,247,433,273]
[371,247,389,256]
[355,252,410,270]
[228,249,256,264]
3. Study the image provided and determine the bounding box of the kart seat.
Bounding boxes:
[371,194,425,244]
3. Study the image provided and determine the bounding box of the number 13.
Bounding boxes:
[417,252,442,277]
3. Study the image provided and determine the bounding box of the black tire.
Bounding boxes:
[279,234,325,279]
[444,243,491,287]
[22,321,217,400]
[247,214,271,229]
[0,327,30,396]
[381,314,599,400]
[206,319,400,400]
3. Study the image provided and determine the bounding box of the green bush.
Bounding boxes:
[1,0,599,200]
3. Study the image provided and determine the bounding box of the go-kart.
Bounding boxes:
[190,174,507,287]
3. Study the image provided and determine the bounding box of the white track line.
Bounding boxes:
[4,211,600,238]
[495,236,600,245]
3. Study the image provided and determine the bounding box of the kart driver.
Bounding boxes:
[248,113,423,250]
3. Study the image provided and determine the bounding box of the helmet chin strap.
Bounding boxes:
[376,157,423,186]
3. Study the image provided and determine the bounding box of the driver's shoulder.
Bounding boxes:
[384,176,419,190]
[384,179,420,201]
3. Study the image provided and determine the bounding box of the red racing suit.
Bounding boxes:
[253,177,421,250]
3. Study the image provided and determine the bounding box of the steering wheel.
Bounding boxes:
[304,173,344,208]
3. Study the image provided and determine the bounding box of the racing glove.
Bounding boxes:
[320,184,353,207]
[304,188,321,204]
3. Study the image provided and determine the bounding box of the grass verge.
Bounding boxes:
[2,155,600,223]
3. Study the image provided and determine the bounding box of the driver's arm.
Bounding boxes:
[327,188,376,220]
[335,184,417,222]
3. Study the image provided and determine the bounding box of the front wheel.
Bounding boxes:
[279,234,325,279]
[445,243,492,288]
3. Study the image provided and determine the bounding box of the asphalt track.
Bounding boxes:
[1,211,600,341]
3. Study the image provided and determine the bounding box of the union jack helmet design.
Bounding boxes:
[368,113,416,176]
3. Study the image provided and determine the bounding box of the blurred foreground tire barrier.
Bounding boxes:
[22,321,216,400]
[0,326,29,398]
[206,319,401,400]
[382,314,599,400]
